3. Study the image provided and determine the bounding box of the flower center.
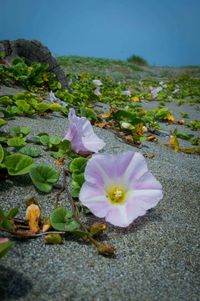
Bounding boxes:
[107,185,126,205]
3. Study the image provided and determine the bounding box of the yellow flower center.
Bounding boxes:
[106,185,127,205]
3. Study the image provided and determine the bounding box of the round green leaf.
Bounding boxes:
[29,163,59,193]
[7,137,26,148]
[49,136,62,145]
[19,145,42,157]
[5,154,33,175]
[39,135,49,145]
[50,207,79,231]
[20,127,31,136]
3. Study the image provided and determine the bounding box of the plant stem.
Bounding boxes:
[64,169,100,250]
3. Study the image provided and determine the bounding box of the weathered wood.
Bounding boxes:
[0,39,69,90]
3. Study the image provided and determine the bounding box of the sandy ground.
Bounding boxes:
[0,110,199,301]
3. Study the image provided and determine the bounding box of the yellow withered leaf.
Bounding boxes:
[42,218,51,233]
[167,113,175,123]
[54,158,65,166]
[131,96,140,102]
[147,135,157,142]
[94,122,107,128]
[101,111,112,119]
[169,135,179,152]
[25,204,41,234]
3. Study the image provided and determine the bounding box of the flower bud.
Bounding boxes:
[97,243,115,256]
[44,234,63,244]
[120,122,134,130]
[89,222,107,236]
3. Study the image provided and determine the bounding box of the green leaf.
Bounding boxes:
[19,145,42,157]
[0,137,7,143]
[176,131,193,140]
[191,137,199,146]
[20,126,31,136]
[0,96,12,105]
[35,103,50,112]
[29,164,59,193]
[69,157,88,174]
[0,144,4,163]
[58,140,71,151]
[5,208,18,219]
[70,180,81,198]
[80,107,98,121]
[72,173,85,186]
[7,137,26,148]
[5,153,33,175]
[0,118,7,127]
[0,208,15,232]
[65,220,80,232]
[0,239,13,258]
[113,110,142,125]
[49,136,62,145]
[9,126,21,135]
[155,107,169,121]
[0,209,4,225]
[15,99,31,113]
[9,126,30,137]
[39,135,49,145]
[50,207,80,231]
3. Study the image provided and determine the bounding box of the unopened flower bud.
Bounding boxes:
[89,222,107,236]
[121,122,134,130]
[97,243,115,256]
[142,126,148,133]
[44,234,63,244]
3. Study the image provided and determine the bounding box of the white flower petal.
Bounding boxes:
[84,154,115,186]
[122,152,148,185]
[106,205,131,227]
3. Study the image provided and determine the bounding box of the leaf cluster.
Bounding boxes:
[0,58,61,91]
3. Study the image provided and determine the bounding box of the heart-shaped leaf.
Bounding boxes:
[50,207,79,231]
[29,164,59,193]
[5,154,33,175]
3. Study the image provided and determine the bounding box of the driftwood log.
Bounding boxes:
[0,39,69,90]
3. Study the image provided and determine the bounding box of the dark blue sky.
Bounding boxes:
[0,0,200,66]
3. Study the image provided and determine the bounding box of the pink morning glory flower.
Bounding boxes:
[63,108,105,155]
[49,91,68,108]
[172,88,179,94]
[121,90,131,97]
[92,79,102,86]
[94,88,101,96]
[151,86,163,99]
[79,151,163,227]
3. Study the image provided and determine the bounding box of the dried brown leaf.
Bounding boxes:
[25,204,41,234]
